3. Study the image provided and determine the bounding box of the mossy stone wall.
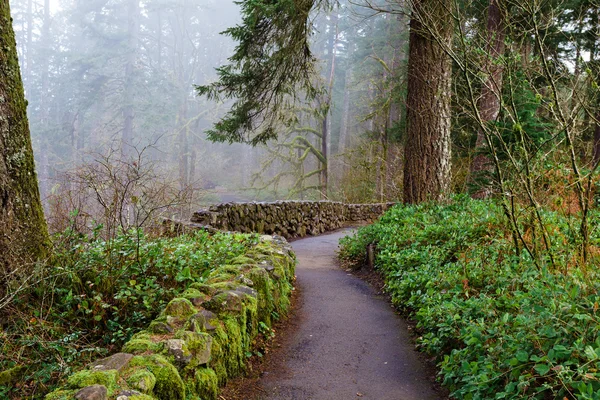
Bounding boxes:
[191,201,396,238]
[45,235,296,400]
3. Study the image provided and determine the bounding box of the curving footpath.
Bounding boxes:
[258,229,443,400]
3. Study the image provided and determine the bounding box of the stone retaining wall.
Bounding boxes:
[191,201,396,238]
[46,236,296,400]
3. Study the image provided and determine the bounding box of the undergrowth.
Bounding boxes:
[339,195,600,399]
[0,228,258,399]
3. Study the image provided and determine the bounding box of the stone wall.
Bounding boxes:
[46,236,296,400]
[191,201,396,238]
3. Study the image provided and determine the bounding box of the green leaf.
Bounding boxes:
[515,350,529,363]
[534,364,550,376]
[584,346,598,361]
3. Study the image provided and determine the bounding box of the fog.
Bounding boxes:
[9,0,407,232]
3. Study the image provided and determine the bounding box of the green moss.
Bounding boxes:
[174,330,213,369]
[209,281,240,292]
[181,288,207,302]
[44,389,76,400]
[148,319,174,334]
[188,283,217,296]
[44,390,77,400]
[67,370,118,392]
[129,355,185,400]
[123,332,163,354]
[189,368,218,400]
[125,369,156,394]
[162,298,196,319]
[0,365,24,385]
[217,318,245,378]
[247,267,274,324]
[128,395,155,400]
[229,255,255,265]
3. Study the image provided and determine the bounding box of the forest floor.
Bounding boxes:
[220,228,446,400]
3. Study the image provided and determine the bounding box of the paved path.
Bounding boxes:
[258,229,443,400]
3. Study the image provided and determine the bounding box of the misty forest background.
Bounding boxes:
[12,0,408,237]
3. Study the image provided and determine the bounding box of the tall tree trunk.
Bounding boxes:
[469,0,506,198]
[0,0,50,295]
[122,0,139,156]
[403,0,453,204]
[320,12,338,199]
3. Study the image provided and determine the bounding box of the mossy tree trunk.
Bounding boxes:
[402,0,453,204]
[0,0,51,294]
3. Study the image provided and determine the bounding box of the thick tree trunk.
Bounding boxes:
[403,0,453,204]
[0,0,51,292]
[469,0,505,198]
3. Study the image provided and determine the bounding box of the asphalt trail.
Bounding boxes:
[258,229,443,400]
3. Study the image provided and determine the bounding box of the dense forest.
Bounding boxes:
[4,0,600,398]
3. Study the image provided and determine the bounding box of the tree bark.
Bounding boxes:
[469,0,506,198]
[403,0,453,204]
[0,0,51,291]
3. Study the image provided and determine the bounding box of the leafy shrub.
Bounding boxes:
[340,195,600,399]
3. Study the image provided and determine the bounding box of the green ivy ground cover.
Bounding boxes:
[339,196,600,399]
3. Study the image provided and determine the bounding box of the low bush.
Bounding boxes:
[339,195,600,399]
[0,228,259,399]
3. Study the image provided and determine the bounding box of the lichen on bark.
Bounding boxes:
[0,0,51,296]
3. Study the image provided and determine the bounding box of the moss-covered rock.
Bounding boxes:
[189,368,218,400]
[188,283,217,296]
[67,370,118,393]
[44,390,77,400]
[129,355,185,400]
[148,320,174,335]
[162,298,196,319]
[125,368,157,394]
[181,288,208,307]
[126,395,155,400]
[185,310,218,333]
[123,332,163,354]
[174,330,213,368]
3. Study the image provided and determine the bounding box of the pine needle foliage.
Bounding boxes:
[196,0,333,146]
